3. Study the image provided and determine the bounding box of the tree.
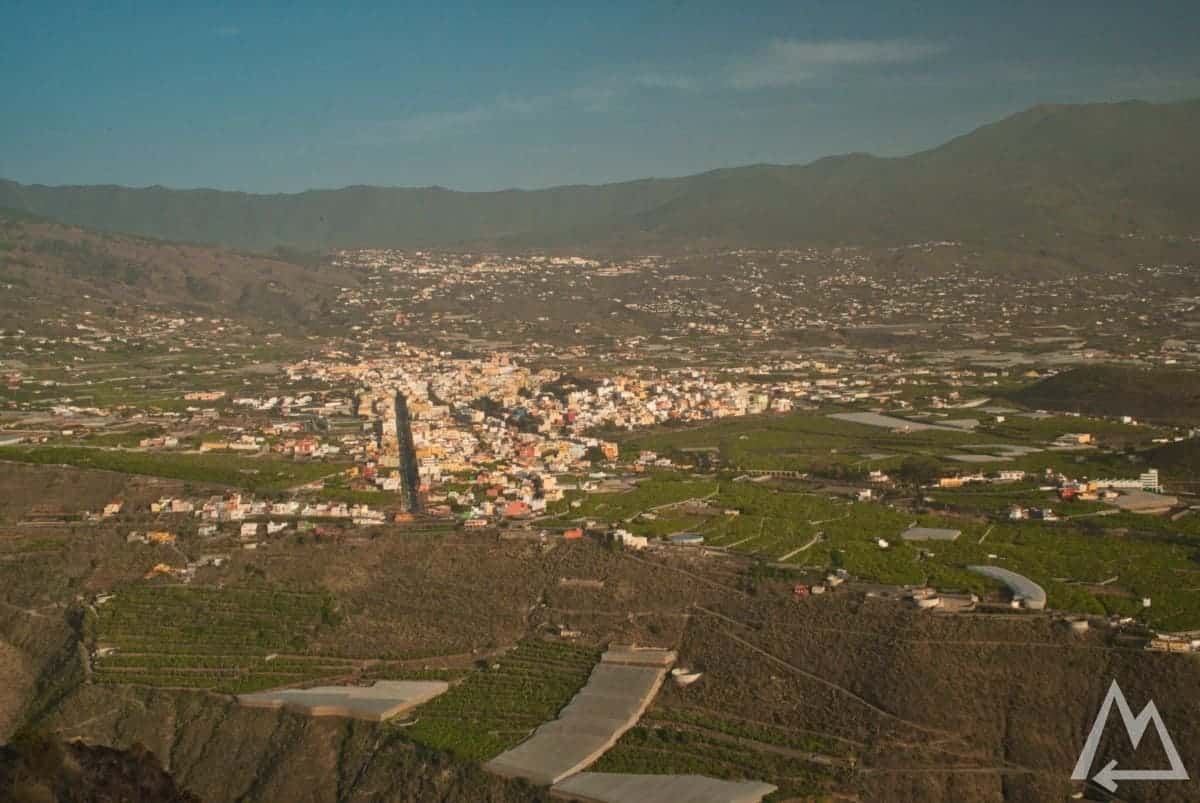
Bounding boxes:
[898,456,941,488]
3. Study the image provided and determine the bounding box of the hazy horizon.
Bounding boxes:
[3,1,1199,194]
[3,95,1196,197]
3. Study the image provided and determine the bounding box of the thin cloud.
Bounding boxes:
[347,38,950,147]
[568,85,620,113]
[632,72,698,92]
[351,95,548,146]
[357,108,492,146]
[214,25,241,38]
[728,38,947,89]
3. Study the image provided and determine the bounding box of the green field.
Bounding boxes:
[81,427,167,447]
[650,706,851,757]
[984,414,1162,444]
[551,473,719,523]
[91,586,354,693]
[617,411,1173,481]
[1010,365,1200,425]
[405,640,600,761]
[926,482,1102,517]
[589,474,1200,630]
[593,711,849,800]
[620,413,975,473]
[0,445,345,493]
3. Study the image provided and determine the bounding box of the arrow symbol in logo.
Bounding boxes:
[1093,759,1190,793]
[1072,680,1189,793]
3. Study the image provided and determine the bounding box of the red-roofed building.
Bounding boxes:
[503,501,531,518]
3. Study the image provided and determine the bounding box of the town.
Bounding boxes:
[5,241,1200,803]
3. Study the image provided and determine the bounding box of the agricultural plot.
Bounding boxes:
[0,445,345,494]
[619,413,985,473]
[596,474,1200,630]
[81,427,167,448]
[618,411,1171,483]
[927,484,1078,517]
[696,488,854,561]
[405,639,600,762]
[1074,508,1200,538]
[649,707,853,758]
[1003,448,1130,479]
[985,414,1162,444]
[359,665,468,684]
[92,586,354,693]
[564,474,719,523]
[592,716,849,801]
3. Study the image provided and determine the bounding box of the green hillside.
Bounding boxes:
[1011,365,1200,424]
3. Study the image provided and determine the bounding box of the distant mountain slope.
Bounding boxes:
[0,210,356,331]
[2,98,1199,250]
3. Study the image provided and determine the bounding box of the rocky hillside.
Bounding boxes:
[0,735,200,803]
[40,686,546,803]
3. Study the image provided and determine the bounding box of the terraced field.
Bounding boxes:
[592,711,850,801]
[617,411,1156,479]
[405,639,600,762]
[607,477,1200,630]
[557,474,719,522]
[0,445,346,493]
[618,413,979,473]
[92,586,354,693]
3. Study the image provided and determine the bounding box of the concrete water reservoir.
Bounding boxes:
[237,680,448,722]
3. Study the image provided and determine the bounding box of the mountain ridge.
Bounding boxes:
[2,97,1198,251]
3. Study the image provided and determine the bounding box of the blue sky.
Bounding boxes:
[2,1,1198,192]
